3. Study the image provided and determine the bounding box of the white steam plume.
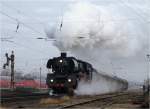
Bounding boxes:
[46,1,148,57]
[75,72,126,95]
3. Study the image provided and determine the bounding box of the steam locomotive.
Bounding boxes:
[46,52,93,95]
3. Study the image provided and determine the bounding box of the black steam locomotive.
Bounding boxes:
[46,52,93,95]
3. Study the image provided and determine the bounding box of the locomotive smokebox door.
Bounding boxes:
[61,52,67,58]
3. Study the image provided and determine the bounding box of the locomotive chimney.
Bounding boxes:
[61,52,67,58]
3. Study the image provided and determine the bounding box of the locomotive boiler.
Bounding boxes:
[46,52,93,95]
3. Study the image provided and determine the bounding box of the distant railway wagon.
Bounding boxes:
[0,79,48,97]
[0,79,47,89]
[46,53,128,95]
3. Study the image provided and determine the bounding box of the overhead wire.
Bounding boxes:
[1,39,50,56]
[0,13,49,56]
[0,11,45,36]
[119,0,149,23]
[133,3,150,18]
[2,2,45,26]
[1,2,48,43]
[2,1,147,43]
[0,10,53,57]
[0,10,49,48]
[1,2,146,40]
[119,0,150,80]
[3,2,144,27]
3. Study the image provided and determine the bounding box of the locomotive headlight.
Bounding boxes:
[59,59,63,63]
[50,79,54,82]
[68,78,72,82]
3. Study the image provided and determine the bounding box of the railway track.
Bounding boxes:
[59,90,144,109]
[1,93,49,103]
[61,92,128,108]
[1,90,144,109]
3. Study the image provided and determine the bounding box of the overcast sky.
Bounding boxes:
[0,0,149,83]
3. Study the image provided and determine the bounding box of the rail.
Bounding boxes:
[61,92,128,108]
[1,93,49,103]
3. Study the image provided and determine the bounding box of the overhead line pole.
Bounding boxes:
[40,67,42,89]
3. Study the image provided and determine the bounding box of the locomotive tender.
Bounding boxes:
[46,52,93,95]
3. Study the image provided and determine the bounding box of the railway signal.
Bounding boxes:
[3,51,15,89]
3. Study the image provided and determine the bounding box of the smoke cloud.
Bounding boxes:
[46,1,148,58]
[75,72,126,95]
